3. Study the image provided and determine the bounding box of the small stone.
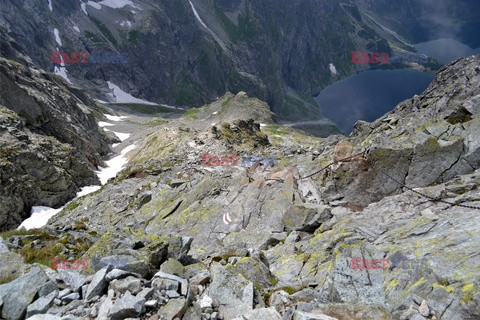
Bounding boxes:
[418,300,430,317]
[26,290,57,318]
[109,291,146,320]
[110,276,143,295]
[199,295,213,309]
[57,288,71,299]
[166,290,181,298]
[137,287,154,300]
[145,300,157,308]
[158,297,187,320]
[38,281,58,297]
[90,306,98,318]
[152,278,179,292]
[57,270,86,292]
[85,267,111,300]
[160,258,185,277]
[61,292,80,303]
[106,269,137,282]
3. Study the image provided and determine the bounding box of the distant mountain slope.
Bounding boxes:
[0,0,396,123]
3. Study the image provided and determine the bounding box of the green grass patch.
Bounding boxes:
[0,229,55,240]
[19,242,64,266]
[64,200,80,211]
[84,31,106,45]
[111,103,182,115]
[144,119,169,126]
[90,17,117,46]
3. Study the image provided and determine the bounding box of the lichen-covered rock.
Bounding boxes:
[0,57,111,230]
[0,267,48,320]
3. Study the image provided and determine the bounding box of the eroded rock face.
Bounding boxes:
[319,55,480,208]
[0,58,111,230]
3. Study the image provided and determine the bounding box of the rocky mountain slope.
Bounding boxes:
[0,57,114,231]
[0,55,479,319]
[0,0,425,123]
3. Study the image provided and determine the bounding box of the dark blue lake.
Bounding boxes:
[315,69,435,134]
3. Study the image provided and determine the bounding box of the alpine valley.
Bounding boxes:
[0,1,479,320]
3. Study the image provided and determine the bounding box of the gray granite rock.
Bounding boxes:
[0,267,48,320]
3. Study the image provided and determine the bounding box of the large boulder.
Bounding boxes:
[0,267,49,320]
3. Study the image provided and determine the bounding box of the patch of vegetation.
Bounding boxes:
[111,103,182,115]
[64,200,80,211]
[90,17,117,46]
[462,283,476,304]
[175,75,204,106]
[183,108,200,117]
[127,30,140,44]
[144,119,169,126]
[19,242,64,266]
[0,274,19,285]
[213,3,258,43]
[84,31,106,45]
[0,229,55,240]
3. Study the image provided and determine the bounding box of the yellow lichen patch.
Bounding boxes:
[387,279,399,290]
[412,277,425,287]
[433,283,455,293]
[461,283,476,304]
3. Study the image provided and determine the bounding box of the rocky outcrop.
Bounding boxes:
[316,55,480,208]
[1,56,480,319]
[0,57,112,230]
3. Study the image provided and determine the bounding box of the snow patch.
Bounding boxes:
[97,144,136,185]
[73,24,80,33]
[81,3,88,14]
[48,0,53,11]
[112,132,130,141]
[77,186,101,197]
[329,63,337,75]
[99,0,138,9]
[105,114,128,122]
[189,0,208,29]
[18,206,62,230]
[107,81,157,105]
[98,121,114,127]
[54,66,72,84]
[105,128,130,141]
[87,1,101,10]
[212,111,218,115]
[53,28,62,46]
[120,20,132,27]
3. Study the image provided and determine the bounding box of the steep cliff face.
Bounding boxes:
[0,57,112,230]
[0,0,393,122]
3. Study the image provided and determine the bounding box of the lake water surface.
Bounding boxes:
[315,69,435,134]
